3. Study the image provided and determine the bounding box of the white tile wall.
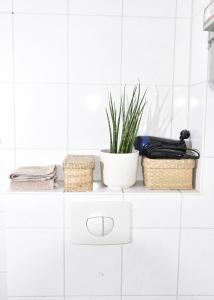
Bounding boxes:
[188,83,207,153]
[0,150,15,191]
[15,84,67,148]
[66,297,120,300]
[0,0,11,12]
[0,84,14,148]
[123,0,176,17]
[178,297,214,300]
[14,0,67,14]
[1,0,214,299]
[14,15,67,83]
[204,83,214,156]
[68,84,120,149]
[65,230,121,295]
[6,229,64,296]
[123,297,176,300]
[193,0,211,17]
[122,18,175,85]
[0,273,7,300]
[69,0,122,16]
[174,19,191,86]
[4,193,63,228]
[69,16,121,84]
[122,229,179,295]
[124,193,181,228]
[0,15,12,82]
[176,0,192,18]
[0,212,6,273]
[171,87,189,138]
[179,229,214,295]
[190,10,208,85]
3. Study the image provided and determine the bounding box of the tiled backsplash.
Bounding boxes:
[1,0,214,299]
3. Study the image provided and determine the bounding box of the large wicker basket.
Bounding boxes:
[142,157,196,190]
[63,155,95,192]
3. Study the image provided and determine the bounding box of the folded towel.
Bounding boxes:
[10,179,55,191]
[10,165,57,182]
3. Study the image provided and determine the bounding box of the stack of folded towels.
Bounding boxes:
[10,165,57,191]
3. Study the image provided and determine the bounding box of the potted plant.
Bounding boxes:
[100,83,147,189]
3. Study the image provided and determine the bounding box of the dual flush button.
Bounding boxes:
[86,216,114,237]
[70,201,131,245]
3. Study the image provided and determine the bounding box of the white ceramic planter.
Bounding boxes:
[100,150,139,189]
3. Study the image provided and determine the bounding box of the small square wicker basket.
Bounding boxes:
[63,155,95,192]
[142,157,196,190]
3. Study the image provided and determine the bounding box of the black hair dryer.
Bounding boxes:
[134,130,200,159]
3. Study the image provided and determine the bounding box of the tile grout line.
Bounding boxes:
[11,0,16,168]
[186,0,194,131]
[66,0,70,154]
[176,191,183,300]
[63,193,66,300]
[120,3,124,299]
[0,81,192,87]
[170,0,178,138]
[200,24,210,193]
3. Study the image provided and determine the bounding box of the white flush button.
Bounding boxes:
[103,217,114,235]
[86,217,103,237]
[70,201,131,245]
[86,216,114,237]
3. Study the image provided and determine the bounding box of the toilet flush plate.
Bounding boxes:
[69,201,132,245]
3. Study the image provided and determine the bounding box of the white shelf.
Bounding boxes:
[4,180,201,195]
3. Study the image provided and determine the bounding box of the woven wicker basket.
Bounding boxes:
[142,157,196,190]
[63,155,95,192]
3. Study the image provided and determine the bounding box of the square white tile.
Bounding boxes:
[182,193,214,227]
[176,0,192,18]
[122,18,174,85]
[6,229,64,296]
[69,84,120,149]
[0,83,14,148]
[65,229,121,295]
[5,193,63,228]
[0,273,7,300]
[122,229,179,295]
[0,149,15,192]
[123,0,176,17]
[179,229,214,294]
[14,15,67,82]
[190,11,208,85]
[14,0,67,13]
[69,16,121,84]
[205,83,214,156]
[69,0,122,15]
[171,87,188,138]
[174,19,191,86]
[0,0,12,12]
[0,15,12,82]
[15,84,67,148]
[124,194,181,228]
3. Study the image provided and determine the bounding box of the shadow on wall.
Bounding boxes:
[142,86,172,137]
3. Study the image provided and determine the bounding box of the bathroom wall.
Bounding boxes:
[1,0,214,299]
